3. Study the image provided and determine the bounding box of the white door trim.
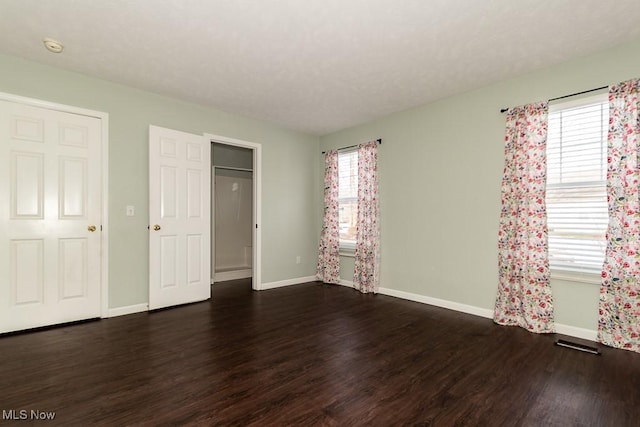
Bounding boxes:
[204,133,262,291]
[0,91,110,318]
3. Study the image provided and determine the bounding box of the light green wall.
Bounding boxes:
[320,37,640,332]
[0,53,320,309]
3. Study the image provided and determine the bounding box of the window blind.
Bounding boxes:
[546,97,608,275]
[338,150,358,246]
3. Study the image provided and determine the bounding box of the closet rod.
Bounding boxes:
[214,166,253,172]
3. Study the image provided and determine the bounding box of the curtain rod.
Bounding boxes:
[322,138,382,154]
[499,85,609,113]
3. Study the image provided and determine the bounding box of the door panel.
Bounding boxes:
[149,125,210,309]
[59,238,88,299]
[59,157,87,218]
[160,166,178,218]
[187,234,202,284]
[187,169,202,218]
[11,239,44,304]
[0,100,102,333]
[11,152,44,218]
[160,235,178,288]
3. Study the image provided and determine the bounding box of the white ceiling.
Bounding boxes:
[1,1,640,135]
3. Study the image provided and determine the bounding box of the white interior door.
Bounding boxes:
[149,125,210,309]
[0,100,102,333]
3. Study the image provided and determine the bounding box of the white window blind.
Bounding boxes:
[338,149,358,248]
[546,94,608,277]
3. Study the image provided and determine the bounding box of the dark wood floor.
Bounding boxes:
[1,279,639,426]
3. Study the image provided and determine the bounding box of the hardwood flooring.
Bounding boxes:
[1,279,639,426]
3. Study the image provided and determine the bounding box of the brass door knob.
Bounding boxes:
[153,224,161,231]
[88,225,97,232]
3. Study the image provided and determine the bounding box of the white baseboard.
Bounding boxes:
[106,303,149,318]
[261,275,317,290]
[105,280,597,341]
[214,268,252,282]
[338,279,354,288]
[555,323,597,341]
[378,287,494,319]
[338,279,597,342]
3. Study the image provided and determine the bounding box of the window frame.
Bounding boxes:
[337,148,358,253]
[546,92,609,284]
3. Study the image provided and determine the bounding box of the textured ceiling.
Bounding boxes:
[1,1,640,135]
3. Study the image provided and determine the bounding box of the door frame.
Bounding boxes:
[0,91,110,318]
[205,133,261,291]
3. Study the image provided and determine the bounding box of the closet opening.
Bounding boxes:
[211,142,254,285]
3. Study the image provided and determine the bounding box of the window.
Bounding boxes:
[546,94,608,279]
[338,149,358,250]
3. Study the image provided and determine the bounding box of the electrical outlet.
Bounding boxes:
[126,205,135,216]
[296,256,301,264]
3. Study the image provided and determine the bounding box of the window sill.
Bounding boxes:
[550,270,601,285]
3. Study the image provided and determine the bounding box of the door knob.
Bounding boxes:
[153,224,161,231]
[88,225,97,232]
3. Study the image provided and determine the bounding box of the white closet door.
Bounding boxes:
[0,100,102,333]
[149,125,210,309]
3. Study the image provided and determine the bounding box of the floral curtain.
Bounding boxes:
[353,141,380,293]
[316,150,340,284]
[494,102,555,333]
[598,79,640,353]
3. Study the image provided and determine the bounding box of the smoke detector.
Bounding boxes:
[43,38,64,53]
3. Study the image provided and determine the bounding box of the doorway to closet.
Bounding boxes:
[211,143,253,284]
